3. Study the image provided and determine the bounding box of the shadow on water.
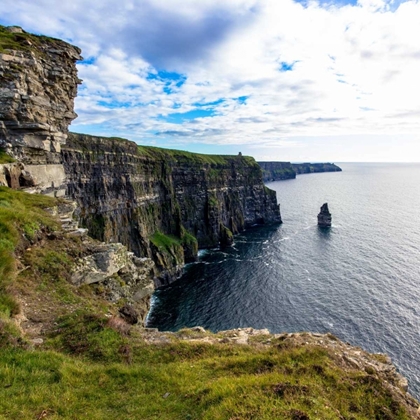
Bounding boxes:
[317,226,332,239]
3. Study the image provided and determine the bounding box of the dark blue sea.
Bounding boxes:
[147,163,420,398]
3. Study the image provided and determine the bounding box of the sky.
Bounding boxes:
[1,0,420,162]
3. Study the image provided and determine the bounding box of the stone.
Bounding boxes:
[191,326,206,333]
[219,224,234,247]
[5,26,24,33]
[0,27,81,195]
[317,203,332,227]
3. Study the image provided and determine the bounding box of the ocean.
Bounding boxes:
[147,163,420,398]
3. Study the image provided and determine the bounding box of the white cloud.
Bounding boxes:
[1,0,420,160]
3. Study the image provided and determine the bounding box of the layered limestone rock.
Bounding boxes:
[71,242,155,323]
[62,133,281,285]
[0,25,81,195]
[318,202,332,227]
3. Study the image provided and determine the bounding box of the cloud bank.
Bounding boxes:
[1,0,420,161]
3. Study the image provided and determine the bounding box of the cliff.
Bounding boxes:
[0,26,419,419]
[292,162,342,174]
[258,161,296,182]
[0,25,81,196]
[258,161,342,182]
[62,133,281,286]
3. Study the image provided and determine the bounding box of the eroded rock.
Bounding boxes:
[317,202,332,227]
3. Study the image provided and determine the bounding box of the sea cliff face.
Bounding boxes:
[0,25,81,195]
[62,133,281,286]
[258,161,342,183]
[292,162,342,174]
[258,161,296,182]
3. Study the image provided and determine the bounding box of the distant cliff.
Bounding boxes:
[63,133,281,286]
[258,161,296,182]
[258,161,342,182]
[293,162,342,174]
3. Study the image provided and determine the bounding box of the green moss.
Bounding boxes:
[207,193,218,208]
[181,230,198,250]
[0,148,15,164]
[150,231,181,250]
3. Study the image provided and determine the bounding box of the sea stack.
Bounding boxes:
[318,203,332,228]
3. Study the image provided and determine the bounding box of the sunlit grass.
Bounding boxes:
[0,338,412,420]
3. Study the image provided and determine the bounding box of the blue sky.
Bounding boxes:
[1,0,420,161]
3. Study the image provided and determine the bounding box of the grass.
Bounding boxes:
[0,148,15,164]
[68,132,258,168]
[0,187,58,317]
[0,333,413,419]
[0,24,70,55]
[150,230,197,253]
[137,144,257,167]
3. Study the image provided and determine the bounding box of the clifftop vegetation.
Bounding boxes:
[0,25,80,55]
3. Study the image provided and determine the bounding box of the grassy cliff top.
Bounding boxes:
[137,144,257,167]
[69,132,259,167]
[0,24,81,55]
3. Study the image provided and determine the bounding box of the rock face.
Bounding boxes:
[258,161,296,182]
[258,161,342,183]
[0,25,81,195]
[62,133,282,286]
[293,162,342,174]
[318,203,332,227]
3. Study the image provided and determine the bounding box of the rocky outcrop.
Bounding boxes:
[0,25,81,195]
[318,202,332,227]
[258,161,296,182]
[293,162,342,174]
[62,133,281,286]
[46,198,156,324]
